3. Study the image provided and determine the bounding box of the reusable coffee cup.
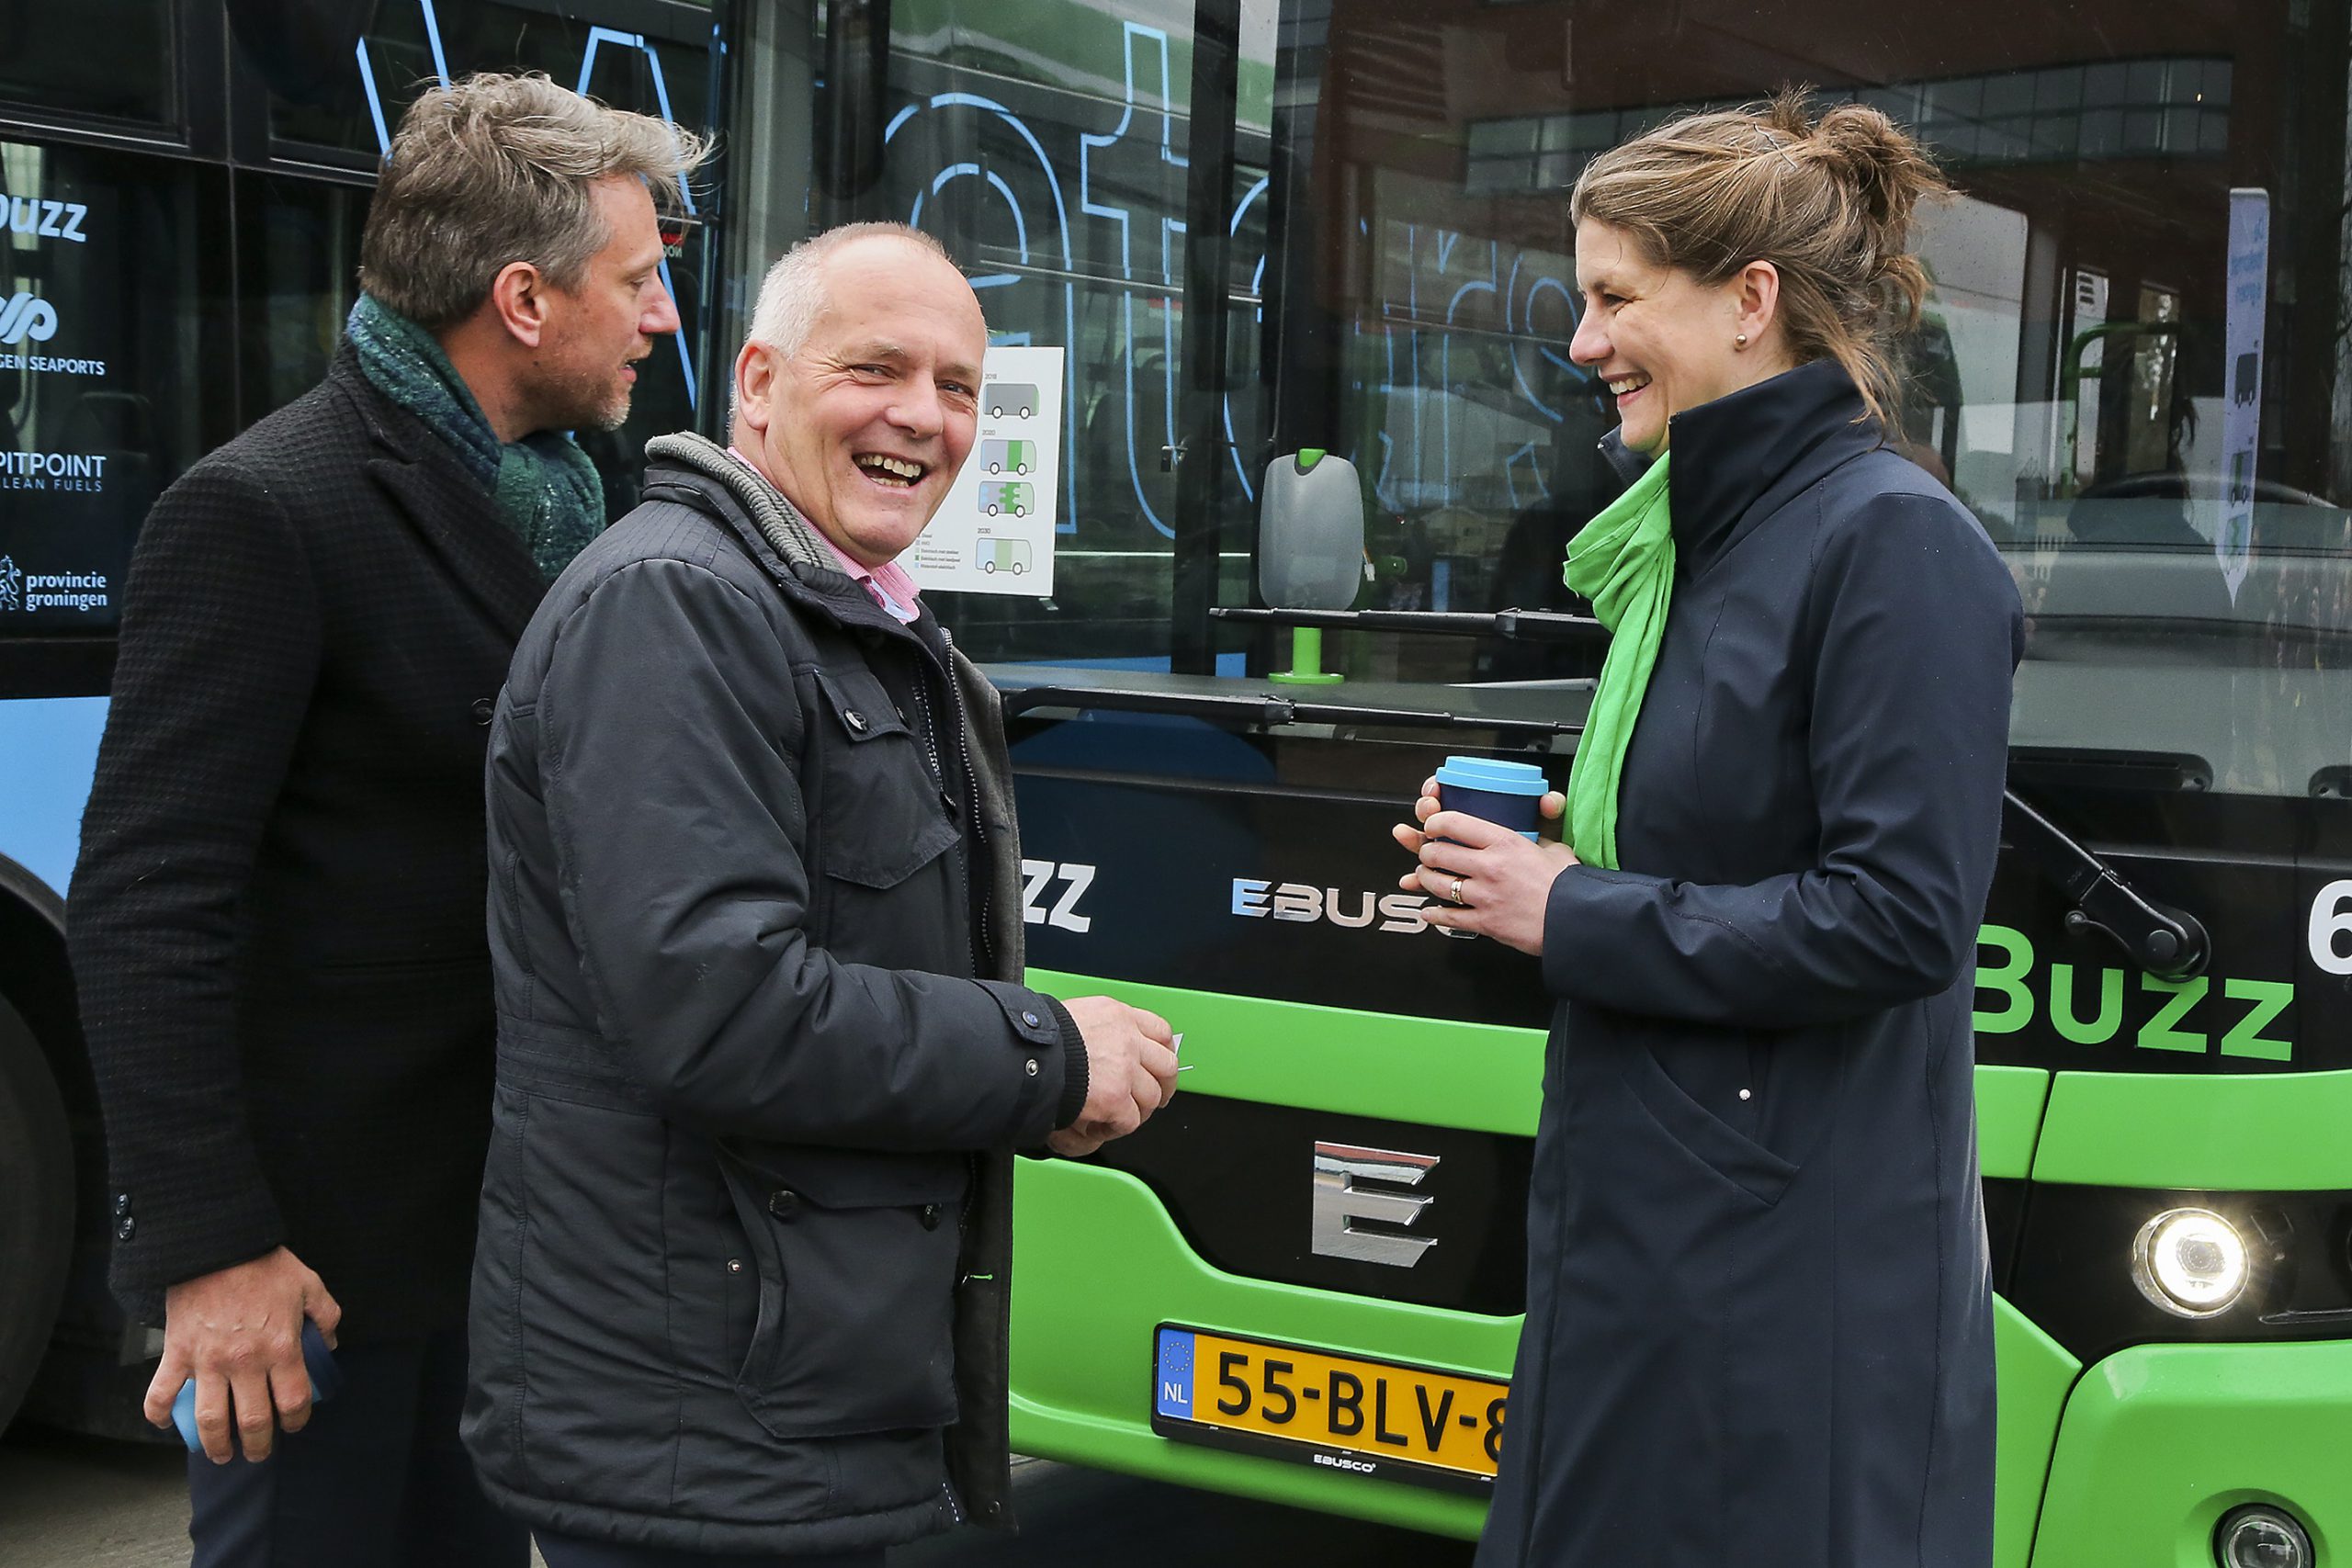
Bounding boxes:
[173,1318,343,1453]
[1433,756,1550,840]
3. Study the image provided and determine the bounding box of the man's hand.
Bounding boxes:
[146,1247,341,1464]
[1046,997,1179,1156]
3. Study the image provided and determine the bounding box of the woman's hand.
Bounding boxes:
[1390,777,1578,956]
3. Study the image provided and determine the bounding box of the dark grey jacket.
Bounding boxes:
[462,434,1085,1553]
[1476,362,2022,1568]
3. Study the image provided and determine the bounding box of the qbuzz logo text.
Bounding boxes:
[6,197,89,244]
[1022,860,1096,932]
[1975,922,2296,1062]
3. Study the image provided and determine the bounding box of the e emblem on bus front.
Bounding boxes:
[1311,1142,1440,1267]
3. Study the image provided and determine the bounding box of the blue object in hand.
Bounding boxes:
[171,1319,342,1454]
[1434,756,1551,840]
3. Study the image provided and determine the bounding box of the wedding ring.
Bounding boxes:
[1447,876,1467,907]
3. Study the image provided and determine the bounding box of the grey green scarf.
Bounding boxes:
[346,294,605,581]
[1562,452,1674,870]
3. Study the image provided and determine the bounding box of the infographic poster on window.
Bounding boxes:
[905,346,1062,596]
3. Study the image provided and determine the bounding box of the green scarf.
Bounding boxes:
[1561,452,1675,870]
[345,294,605,581]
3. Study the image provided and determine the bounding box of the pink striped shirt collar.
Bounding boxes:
[727,446,923,624]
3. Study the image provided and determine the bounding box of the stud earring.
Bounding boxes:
[1735,333,1748,348]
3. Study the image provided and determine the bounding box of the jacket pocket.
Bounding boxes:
[718,1145,970,1440]
[1622,1041,1799,1207]
[809,667,959,890]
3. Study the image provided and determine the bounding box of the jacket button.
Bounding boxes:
[113,1192,130,1217]
[921,1204,941,1230]
[1023,1057,1039,1077]
[726,1258,744,1275]
[115,1216,136,1241]
[844,710,868,733]
[767,1189,800,1221]
[470,696,494,725]
[1021,1010,1041,1029]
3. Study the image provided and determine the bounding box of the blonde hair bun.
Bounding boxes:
[1801,99,1942,247]
[1572,87,1951,428]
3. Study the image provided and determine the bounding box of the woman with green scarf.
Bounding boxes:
[1392,96,2021,1568]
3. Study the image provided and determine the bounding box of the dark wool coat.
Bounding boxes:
[462,434,1083,1555]
[1476,362,2021,1568]
[69,346,545,1335]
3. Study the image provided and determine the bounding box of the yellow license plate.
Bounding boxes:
[1151,1325,1507,1490]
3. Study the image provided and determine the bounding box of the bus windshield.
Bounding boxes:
[867,0,2351,805]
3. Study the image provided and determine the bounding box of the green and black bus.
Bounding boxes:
[770,5,2352,1566]
[4,5,2349,1567]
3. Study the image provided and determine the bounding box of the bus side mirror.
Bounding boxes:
[1257,449,1365,612]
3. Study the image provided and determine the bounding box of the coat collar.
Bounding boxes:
[636,432,925,648]
[1650,358,1883,579]
[335,344,548,640]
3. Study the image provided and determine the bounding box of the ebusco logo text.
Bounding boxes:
[0,556,110,615]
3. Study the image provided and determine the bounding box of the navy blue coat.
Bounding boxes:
[1476,361,2021,1568]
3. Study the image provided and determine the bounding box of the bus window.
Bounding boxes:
[264,1,714,171]
[0,141,220,655]
[780,0,1273,666]
[236,174,370,423]
[0,0,173,124]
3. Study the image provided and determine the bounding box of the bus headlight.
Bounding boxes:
[2214,1504,2312,1568]
[2131,1208,2249,1318]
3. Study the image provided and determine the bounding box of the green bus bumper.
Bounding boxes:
[1011,1156,2352,1559]
[2025,1338,2352,1567]
[1008,1154,1502,1540]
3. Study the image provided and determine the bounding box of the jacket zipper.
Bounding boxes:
[907,627,990,981]
[939,625,994,980]
[920,628,998,1246]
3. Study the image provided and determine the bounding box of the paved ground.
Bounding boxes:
[0,1424,1476,1567]
[0,1426,185,1568]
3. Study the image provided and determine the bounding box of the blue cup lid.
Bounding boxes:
[1435,756,1550,795]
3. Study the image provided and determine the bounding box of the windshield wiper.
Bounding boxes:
[1000,682,1579,735]
[1210,605,1605,641]
[2000,792,2209,979]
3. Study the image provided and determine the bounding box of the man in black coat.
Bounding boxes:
[462,223,1181,1566]
[67,74,705,1566]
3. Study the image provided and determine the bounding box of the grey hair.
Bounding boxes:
[358,72,711,330]
[746,222,958,356]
